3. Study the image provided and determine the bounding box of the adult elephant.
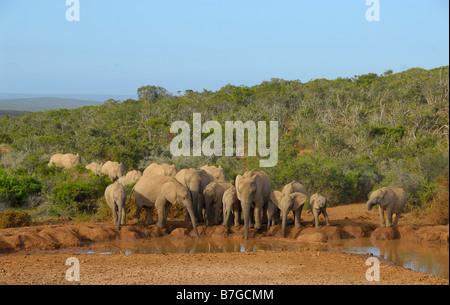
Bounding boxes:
[101,161,124,182]
[203,181,233,226]
[270,181,308,238]
[104,181,127,230]
[143,163,178,177]
[48,153,81,169]
[124,170,142,185]
[366,186,407,227]
[86,162,103,176]
[133,173,200,238]
[236,169,271,240]
[200,165,227,182]
[175,168,213,222]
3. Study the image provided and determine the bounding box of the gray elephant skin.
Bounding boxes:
[101,161,125,181]
[236,169,271,240]
[86,162,103,175]
[104,181,127,230]
[175,168,213,222]
[203,181,233,226]
[143,163,178,177]
[270,181,307,238]
[133,173,200,237]
[48,153,81,169]
[266,196,280,228]
[366,186,407,227]
[222,186,241,229]
[309,193,331,228]
[200,165,228,182]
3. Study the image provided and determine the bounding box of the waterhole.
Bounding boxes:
[84,237,449,278]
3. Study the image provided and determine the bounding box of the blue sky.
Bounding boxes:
[0,0,448,96]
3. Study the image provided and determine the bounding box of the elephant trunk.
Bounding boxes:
[281,209,289,238]
[223,208,229,229]
[366,199,376,211]
[243,202,251,240]
[191,190,201,222]
[187,206,200,238]
[205,196,212,227]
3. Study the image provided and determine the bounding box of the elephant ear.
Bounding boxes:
[161,181,177,204]
[290,192,307,210]
[270,191,284,209]
[235,175,243,201]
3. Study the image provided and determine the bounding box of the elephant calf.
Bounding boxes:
[105,181,127,230]
[367,186,407,227]
[309,193,331,228]
[266,196,280,228]
[222,186,241,229]
[203,182,233,226]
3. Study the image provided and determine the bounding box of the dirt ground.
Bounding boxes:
[0,203,448,285]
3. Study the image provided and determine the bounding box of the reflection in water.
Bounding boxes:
[326,239,449,279]
[86,237,449,278]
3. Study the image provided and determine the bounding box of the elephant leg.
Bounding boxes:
[155,199,167,228]
[145,206,154,225]
[379,207,386,227]
[164,202,172,228]
[323,209,331,226]
[234,206,241,227]
[254,201,263,230]
[393,212,401,226]
[120,205,126,225]
[112,205,118,226]
[312,209,320,228]
[214,199,222,225]
[294,207,303,229]
[386,206,393,227]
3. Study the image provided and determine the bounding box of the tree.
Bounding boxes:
[137,85,172,103]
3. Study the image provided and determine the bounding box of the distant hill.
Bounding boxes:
[0,110,32,118]
[0,97,102,112]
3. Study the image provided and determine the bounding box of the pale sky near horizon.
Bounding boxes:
[0,0,448,96]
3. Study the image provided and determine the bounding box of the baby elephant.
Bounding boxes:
[309,193,331,228]
[105,181,127,230]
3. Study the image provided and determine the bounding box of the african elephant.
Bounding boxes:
[175,168,213,222]
[203,181,233,226]
[124,170,142,185]
[236,169,271,240]
[86,162,103,175]
[101,161,124,181]
[222,186,241,229]
[133,173,200,237]
[309,193,331,228]
[266,196,280,228]
[48,153,82,169]
[104,181,127,230]
[270,181,308,238]
[143,163,178,177]
[366,186,407,227]
[200,165,228,182]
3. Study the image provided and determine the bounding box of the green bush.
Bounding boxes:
[0,169,42,207]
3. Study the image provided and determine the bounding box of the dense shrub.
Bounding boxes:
[0,169,42,207]
[0,210,31,228]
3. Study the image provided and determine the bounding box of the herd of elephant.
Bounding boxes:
[48,153,408,240]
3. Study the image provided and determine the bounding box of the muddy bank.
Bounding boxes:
[0,220,448,254]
